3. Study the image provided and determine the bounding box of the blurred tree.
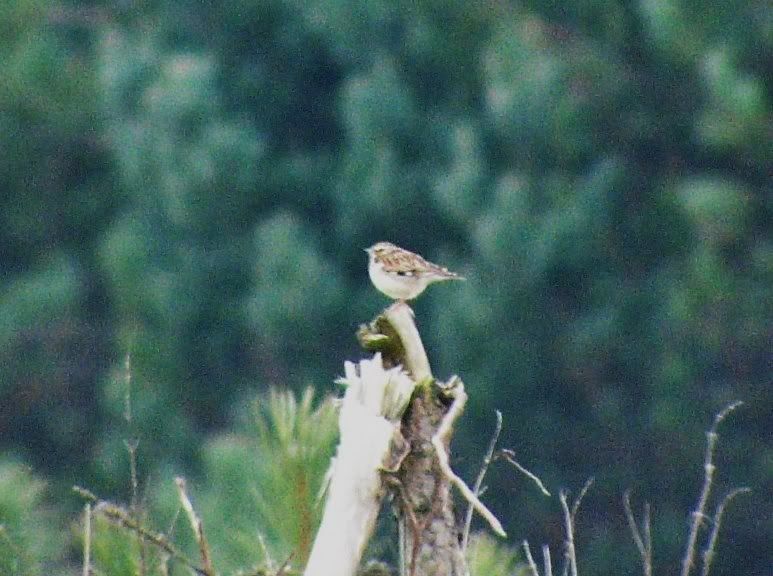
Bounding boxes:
[0,0,769,574]
[0,0,114,475]
[0,459,65,575]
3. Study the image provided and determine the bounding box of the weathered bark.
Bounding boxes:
[359,303,468,576]
[397,386,467,576]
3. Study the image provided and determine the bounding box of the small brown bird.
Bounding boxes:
[365,242,464,301]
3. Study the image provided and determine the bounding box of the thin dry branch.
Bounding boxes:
[82,503,92,576]
[623,490,652,576]
[559,492,576,576]
[74,485,98,502]
[680,401,743,576]
[500,449,552,497]
[700,487,751,576]
[462,410,503,551]
[123,352,133,425]
[523,541,540,576]
[125,438,145,575]
[521,540,555,576]
[274,553,295,576]
[431,379,506,537]
[123,352,147,576]
[159,506,181,576]
[73,486,208,576]
[542,544,554,576]
[175,477,215,576]
[257,532,275,572]
[559,478,594,576]
[103,502,206,575]
[571,478,594,520]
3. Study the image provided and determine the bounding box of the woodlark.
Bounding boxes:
[365,242,464,301]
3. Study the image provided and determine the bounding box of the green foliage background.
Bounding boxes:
[0,0,770,574]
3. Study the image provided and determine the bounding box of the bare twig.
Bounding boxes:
[125,438,145,575]
[159,552,170,576]
[159,506,181,576]
[701,487,751,576]
[175,477,215,576]
[571,478,594,520]
[500,449,552,497]
[559,492,576,576]
[543,544,553,576]
[257,532,275,572]
[386,469,423,576]
[72,485,208,576]
[643,504,651,569]
[125,440,140,509]
[461,410,503,551]
[623,490,652,576]
[559,478,594,576]
[123,352,146,576]
[73,485,98,502]
[273,552,295,576]
[680,401,743,576]
[166,505,181,541]
[82,503,92,576]
[123,351,133,428]
[523,541,540,576]
[97,501,207,575]
[431,379,506,537]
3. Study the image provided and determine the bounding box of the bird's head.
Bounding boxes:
[365,241,397,254]
[365,242,397,262]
